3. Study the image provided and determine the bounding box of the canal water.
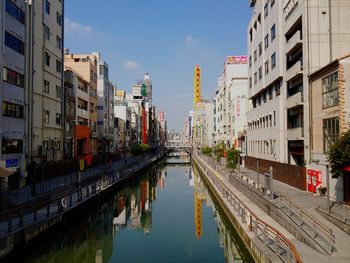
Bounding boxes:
[22,159,253,263]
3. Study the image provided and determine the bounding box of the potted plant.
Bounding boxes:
[318,186,327,196]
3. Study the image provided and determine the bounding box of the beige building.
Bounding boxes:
[247,0,350,168]
[27,0,64,163]
[64,52,98,155]
[309,53,350,201]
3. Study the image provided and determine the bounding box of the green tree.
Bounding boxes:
[131,143,150,156]
[327,130,350,178]
[213,142,226,162]
[201,146,212,156]
[226,147,240,171]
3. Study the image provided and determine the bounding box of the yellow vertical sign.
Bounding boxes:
[193,65,202,109]
[193,65,202,144]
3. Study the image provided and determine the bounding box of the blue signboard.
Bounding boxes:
[6,159,18,168]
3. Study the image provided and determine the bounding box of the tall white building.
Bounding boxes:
[0,0,27,186]
[93,52,114,153]
[247,0,350,166]
[214,56,248,148]
[27,0,64,163]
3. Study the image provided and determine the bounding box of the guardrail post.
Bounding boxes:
[257,158,260,191]
[275,235,279,255]
[8,217,12,233]
[270,166,274,200]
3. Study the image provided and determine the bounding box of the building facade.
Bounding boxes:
[64,52,98,156]
[247,0,350,167]
[214,56,248,148]
[308,54,350,201]
[27,0,64,164]
[1,0,27,187]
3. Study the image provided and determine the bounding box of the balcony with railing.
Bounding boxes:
[286,30,302,54]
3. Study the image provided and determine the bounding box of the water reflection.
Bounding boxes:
[22,163,253,263]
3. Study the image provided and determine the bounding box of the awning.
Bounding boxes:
[0,167,15,178]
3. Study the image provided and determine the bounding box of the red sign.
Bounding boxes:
[307,169,322,193]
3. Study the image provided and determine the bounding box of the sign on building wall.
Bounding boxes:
[226,56,248,65]
[236,97,241,118]
[307,169,322,193]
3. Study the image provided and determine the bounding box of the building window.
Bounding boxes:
[54,140,60,150]
[274,111,276,126]
[2,139,23,154]
[56,85,61,98]
[249,77,252,88]
[254,72,257,84]
[2,101,24,118]
[249,28,253,42]
[249,56,252,67]
[271,24,276,41]
[43,80,50,94]
[323,117,339,153]
[56,60,62,73]
[56,113,61,125]
[268,87,273,100]
[43,110,50,124]
[264,34,269,49]
[254,50,257,62]
[5,0,25,24]
[4,31,24,55]
[56,36,61,50]
[265,60,269,75]
[271,53,276,69]
[44,25,50,40]
[259,67,262,80]
[45,52,50,66]
[45,0,51,15]
[275,81,281,96]
[264,3,268,17]
[271,0,275,7]
[258,42,262,56]
[3,67,24,87]
[56,12,62,25]
[322,72,338,109]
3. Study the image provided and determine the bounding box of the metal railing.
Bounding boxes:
[316,196,350,226]
[0,153,161,239]
[194,154,303,263]
[199,154,336,255]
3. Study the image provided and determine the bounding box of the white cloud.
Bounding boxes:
[65,18,93,34]
[124,60,140,70]
[185,35,194,44]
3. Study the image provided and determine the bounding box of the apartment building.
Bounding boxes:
[63,69,76,159]
[64,52,98,155]
[308,54,350,201]
[93,53,114,153]
[27,0,64,163]
[247,0,350,167]
[0,0,27,186]
[214,56,248,148]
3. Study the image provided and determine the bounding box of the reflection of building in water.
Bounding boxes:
[159,169,167,190]
[186,167,194,186]
[193,165,244,262]
[194,192,202,239]
[193,166,206,239]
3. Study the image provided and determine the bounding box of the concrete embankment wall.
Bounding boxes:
[0,154,164,261]
[193,157,276,263]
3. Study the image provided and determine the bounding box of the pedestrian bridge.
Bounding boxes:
[165,141,192,150]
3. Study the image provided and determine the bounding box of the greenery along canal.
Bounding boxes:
[21,159,254,263]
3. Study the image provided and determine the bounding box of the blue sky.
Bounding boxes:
[64,0,251,131]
